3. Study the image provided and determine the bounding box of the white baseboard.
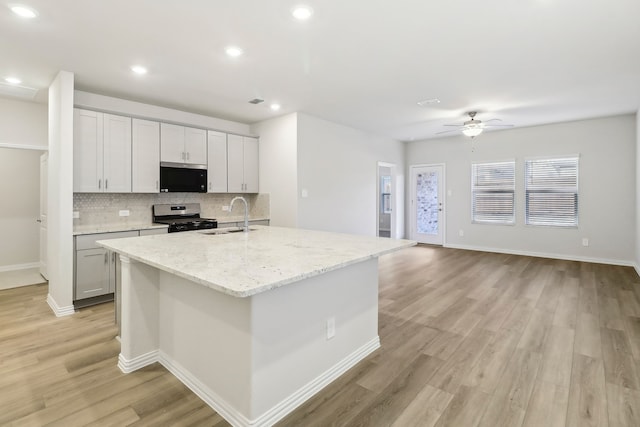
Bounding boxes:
[634,263,640,279]
[46,294,75,317]
[159,336,381,427]
[444,243,635,267]
[0,262,40,273]
[118,350,159,374]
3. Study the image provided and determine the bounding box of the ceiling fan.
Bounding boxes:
[437,111,513,138]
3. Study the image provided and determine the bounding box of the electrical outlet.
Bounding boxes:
[301,189,309,198]
[119,210,130,217]
[222,205,229,211]
[582,238,589,247]
[459,229,464,237]
[326,317,335,340]
[73,211,80,219]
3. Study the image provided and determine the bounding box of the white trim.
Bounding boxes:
[0,262,40,273]
[46,294,75,317]
[634,263,640,278]
[444,243,635,267]
[159,336,380,427]
[0,142,48,151]
[118,350,159,374]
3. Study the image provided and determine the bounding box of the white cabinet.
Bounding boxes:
[73,109,132,193]
[132,119,160,193]
[227,134,259,193]
[207,130,228,192]
[161,123,207,165]
[74,230,138,305]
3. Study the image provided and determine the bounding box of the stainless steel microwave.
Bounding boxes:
[159,162,207,193]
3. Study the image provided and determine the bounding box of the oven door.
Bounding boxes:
[160,163,207,193]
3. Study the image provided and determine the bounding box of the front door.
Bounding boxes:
[410,165,444,245]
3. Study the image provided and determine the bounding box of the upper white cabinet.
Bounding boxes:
[132,119,160,193]
[227,134,259,193]
[161,123,207,165]
[207,130,228,193]
[74,109,131,193]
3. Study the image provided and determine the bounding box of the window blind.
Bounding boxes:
[525,157,579,227]
[471,161,515,224]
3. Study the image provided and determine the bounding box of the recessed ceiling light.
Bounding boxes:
[291,5,313,20]
[130,65,148,75]
[225,46,244,57]
[5,77,22,85]
[270,103,281,111]
[9,4,38,18]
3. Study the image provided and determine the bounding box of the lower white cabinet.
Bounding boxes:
[74,230,139,306]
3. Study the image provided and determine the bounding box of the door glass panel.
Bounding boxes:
[416,171,439,235]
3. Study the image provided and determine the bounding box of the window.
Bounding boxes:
[525,157,579,227]
[471,161,515,224]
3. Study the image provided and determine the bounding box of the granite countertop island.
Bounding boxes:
[100,226,415,427]
[98,225,414,297]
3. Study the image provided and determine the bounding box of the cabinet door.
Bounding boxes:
[227,134,244,193]
[243,137,259,193]
[184,127,207,164]
[73,109,104,192]
[207,131,228,192]
[75,248,110,299]
[132,119,160,193]
[160,123,185,163]
[103,114,132,193]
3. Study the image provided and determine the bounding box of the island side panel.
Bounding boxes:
[250,258,380,423]
[157,271,253,423]
[119,256,160,372]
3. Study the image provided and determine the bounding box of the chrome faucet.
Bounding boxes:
[229,196,249,232]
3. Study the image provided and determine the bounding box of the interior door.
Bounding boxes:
[410,165,445,245]
[39,153,48,280]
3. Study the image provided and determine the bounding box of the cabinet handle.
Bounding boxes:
[186,152,190,161]
[156,180,159,190]
[104,252,108,265]
[105,179,108,190]
[98,179,101,189]
[112,252,116,263]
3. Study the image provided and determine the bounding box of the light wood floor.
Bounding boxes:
[2,246,640,426]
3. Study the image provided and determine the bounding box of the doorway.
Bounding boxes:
[410,164,445,245]
[377,162,396,238]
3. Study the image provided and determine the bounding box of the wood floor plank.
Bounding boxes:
[522,380,570,427]
[566,354,608,427]
[601,327,640,390]
[606,383,640,427]
[574,312,603,359]
[432,385,491,427]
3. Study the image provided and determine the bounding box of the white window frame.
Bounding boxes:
[471,160,516,225]
[525,156,579,227]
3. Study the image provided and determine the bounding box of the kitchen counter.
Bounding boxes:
[98,225,412,297]
[101,226,415,426]
[73,222,168,235]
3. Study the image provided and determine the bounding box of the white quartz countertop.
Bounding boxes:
[73,222,169,236]
[97,226,416,297]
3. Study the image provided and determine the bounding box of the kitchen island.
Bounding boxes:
[98,226,415,427]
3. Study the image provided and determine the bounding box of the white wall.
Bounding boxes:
[407,114,636,265]
[636,111,640,274]
[0,148,41,269]
[251,113,298,227]
[0,97,48,149]
[74,91,252,136]
[297,113,405,237]
[47,71,75,316]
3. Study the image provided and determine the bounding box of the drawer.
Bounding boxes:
[75,230,139,250]
[140,228,168,236]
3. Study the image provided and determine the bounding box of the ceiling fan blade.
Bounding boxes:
[442,124,464,127]
[483,118,503,123]
[484,124,514,128]
[436,129,462,135]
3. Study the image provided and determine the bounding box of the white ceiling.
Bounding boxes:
[1,0,639,141]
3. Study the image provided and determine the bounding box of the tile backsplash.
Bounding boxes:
[73,192,270,226]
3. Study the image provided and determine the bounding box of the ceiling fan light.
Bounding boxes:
[462,126,483,137]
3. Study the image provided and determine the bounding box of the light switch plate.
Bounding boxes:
[222,205,229,211]
[73,211,80,219]
[119,210,130,217]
